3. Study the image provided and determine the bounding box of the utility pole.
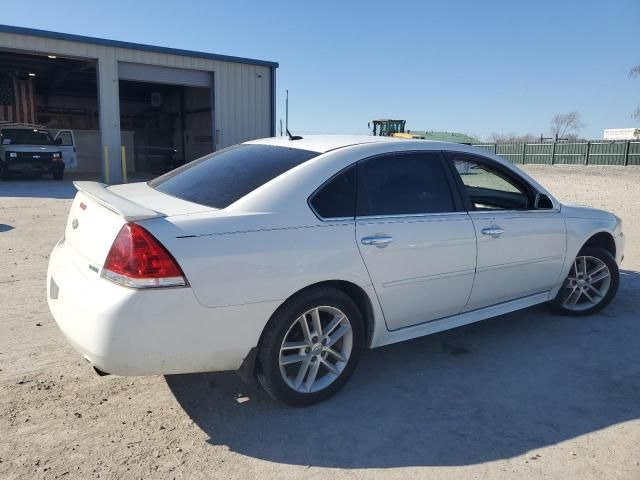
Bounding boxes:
[285,90,289,133]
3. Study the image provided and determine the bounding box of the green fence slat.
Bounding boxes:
[472,141,637,166]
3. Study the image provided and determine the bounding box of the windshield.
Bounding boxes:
[1,128,56,146]
[149,144,319,209]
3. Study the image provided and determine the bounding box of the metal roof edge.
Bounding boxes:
[0,24,279,68]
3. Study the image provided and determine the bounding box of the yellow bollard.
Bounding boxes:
[120,145,128,184]
[103,145,110,184]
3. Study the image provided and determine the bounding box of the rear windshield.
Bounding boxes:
[1,128,55,145]
[149,144,319,209]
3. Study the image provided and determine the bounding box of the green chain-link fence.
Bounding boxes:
[472,141,640,166]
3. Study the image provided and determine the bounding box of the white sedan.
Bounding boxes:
[47,135,624,406]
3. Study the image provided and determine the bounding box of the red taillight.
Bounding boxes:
[102,223,187,288]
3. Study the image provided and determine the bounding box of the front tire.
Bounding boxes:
[257,287,364,407]
[549,247,619,316]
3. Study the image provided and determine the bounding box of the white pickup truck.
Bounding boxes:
[0,124,76,180]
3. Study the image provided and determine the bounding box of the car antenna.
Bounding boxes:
[286,129,303,141]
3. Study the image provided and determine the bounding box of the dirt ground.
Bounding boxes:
[1,165,639,480]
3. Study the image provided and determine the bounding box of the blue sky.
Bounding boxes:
[2,0,638,140]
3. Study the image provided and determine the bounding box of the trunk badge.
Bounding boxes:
[72,218,79,230]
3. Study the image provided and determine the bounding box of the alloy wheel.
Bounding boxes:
[562,255,611,311]
[278,306,353,393]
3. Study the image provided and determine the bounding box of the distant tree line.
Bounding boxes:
[487,111,586,143]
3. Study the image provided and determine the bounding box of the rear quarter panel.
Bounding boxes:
[140,213,373,309]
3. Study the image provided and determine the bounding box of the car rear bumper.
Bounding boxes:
[46,238,280,376]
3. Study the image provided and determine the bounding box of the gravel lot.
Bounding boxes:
[1,165,639,480]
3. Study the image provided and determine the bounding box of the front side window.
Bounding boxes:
[452,155,530,210]
[309,166,356,219]
[150,144,319,209]
[357,152,455,216]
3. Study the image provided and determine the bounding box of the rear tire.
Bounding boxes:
[257,286,364,407]
[549,247,619,316]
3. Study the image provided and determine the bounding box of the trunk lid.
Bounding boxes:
[64,182,211,269]
[64,190,128,271]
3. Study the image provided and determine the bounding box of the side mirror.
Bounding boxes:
[56,138,63,145]
[534,193,554,210]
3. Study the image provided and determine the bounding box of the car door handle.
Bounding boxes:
[361,235,394,247]
[481,227,505,238]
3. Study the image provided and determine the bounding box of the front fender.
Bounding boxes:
[549,214,622,298]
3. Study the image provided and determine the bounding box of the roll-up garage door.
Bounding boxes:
[118,62,211,87]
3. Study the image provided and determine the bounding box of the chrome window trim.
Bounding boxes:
[310,195,560,223]
[467,208,561,216]
[312,213,354,223]
[307,148,562,223]
[356,211,469,221]
[354,208,562,222]
[311,210,473,224]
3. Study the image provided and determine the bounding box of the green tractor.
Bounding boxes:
[369,119,407,137]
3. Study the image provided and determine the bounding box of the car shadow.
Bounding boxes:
[0,224,14,232]
[166,269,640,468]
[0,178,77,199]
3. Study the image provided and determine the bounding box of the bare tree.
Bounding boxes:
[487,132,537,143]
[549,112,585,140]
[631,65,640,119]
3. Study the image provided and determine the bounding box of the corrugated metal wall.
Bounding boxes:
[0,31,274,183]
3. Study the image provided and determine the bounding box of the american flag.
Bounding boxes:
[0,75,37,124]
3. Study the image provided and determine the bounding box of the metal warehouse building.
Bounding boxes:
[0,24,277,183]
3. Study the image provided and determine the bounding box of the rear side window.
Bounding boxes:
[149,144,318,209]
[309,166,356,219]
[357,152,455,216]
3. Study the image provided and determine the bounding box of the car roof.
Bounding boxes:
[244,134,427,153]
